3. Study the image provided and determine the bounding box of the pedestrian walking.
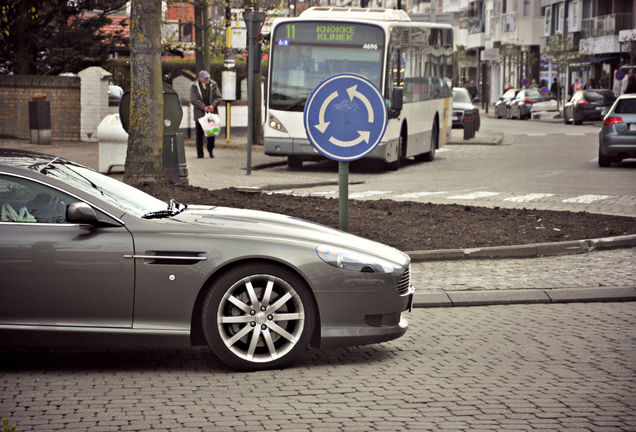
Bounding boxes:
[550,77,559,97]
[624,74,636,94]
[190,70,222,158]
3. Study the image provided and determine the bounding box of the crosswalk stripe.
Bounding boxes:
[562,195,612,204]
[504,193,555,203]
[446,192,500,200]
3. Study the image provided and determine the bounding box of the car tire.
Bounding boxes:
[202,262,316,371]
[574,114,582,125]
[416,121,437,162]
[598,148,612,167]
[287,156,303,168]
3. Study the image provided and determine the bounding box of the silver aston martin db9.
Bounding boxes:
[0,149,414,370]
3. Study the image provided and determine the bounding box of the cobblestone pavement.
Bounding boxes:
[1,302,635,431]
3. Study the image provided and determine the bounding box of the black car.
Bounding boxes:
[564,90,617,125]
[452,87,480,130]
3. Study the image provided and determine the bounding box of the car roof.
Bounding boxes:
[0,148,67,170]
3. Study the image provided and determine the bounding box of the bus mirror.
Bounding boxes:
[392,87,403,111]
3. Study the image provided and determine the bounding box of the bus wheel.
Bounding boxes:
[416,122,437,162]
[288,156,303,168]
[385,135,404,170]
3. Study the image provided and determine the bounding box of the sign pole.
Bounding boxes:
[339,161,349,232]
[302,73,388,233]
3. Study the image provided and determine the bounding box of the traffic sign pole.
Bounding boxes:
[303,73,388,232]
[339,162,348,232]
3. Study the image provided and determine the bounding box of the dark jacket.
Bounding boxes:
[190,79,222,120]
[625,75,636,95]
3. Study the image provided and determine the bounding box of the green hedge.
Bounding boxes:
[104,58,268,101]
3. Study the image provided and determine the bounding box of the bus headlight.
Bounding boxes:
[268,115,287,133]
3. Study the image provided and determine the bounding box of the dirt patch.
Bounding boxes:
[138,183,636,252]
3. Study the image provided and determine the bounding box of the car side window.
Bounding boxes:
[0,174,78,224]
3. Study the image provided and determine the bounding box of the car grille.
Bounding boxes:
[397,265,411,295]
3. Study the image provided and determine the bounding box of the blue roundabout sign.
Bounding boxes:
[303,73,387,162]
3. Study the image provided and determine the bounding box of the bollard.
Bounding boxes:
[463,112,470,140]
[470,112,475,138]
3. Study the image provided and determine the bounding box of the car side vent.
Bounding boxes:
[124,251,207,265]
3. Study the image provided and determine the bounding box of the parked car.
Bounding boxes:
[564,90,617,125]
[0,149,414,371]
[508,89,557,120]
[494,88,521,119]
[108,78,124,105]
[452,87,480,130]
[598,93,636,167]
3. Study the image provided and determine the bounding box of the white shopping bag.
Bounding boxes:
[198,113,221,137]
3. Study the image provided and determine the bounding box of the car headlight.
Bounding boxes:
[316,245,398,273]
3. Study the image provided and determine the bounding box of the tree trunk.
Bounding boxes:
[124,0,164,185]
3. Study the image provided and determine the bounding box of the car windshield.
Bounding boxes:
[525,90,541,98]
[453,90,472,103]
[37,160,168,217]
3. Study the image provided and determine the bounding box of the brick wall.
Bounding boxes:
[0,75,81,141]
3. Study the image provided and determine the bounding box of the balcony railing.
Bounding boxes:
[581,13,633,38]
[502,11,516,32]
[468,16,485,34]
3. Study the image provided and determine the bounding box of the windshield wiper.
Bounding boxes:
[142,199,187,219]
[271,98,307,112]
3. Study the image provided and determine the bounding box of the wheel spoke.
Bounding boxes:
[272,312,303,322]
[262,278,274,307]
[228,295,251,313]
[244,280,260,307]
[267,292,293,314]
[267,321,298,343]
[246,326,262,360]
[226,324,252,347]
[262,328,278,360]
[219,315,253,324]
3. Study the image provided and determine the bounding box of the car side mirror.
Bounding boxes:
[601,108,609,117]
[66,202,98,224]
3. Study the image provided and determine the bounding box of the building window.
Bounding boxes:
[524,0,530,17]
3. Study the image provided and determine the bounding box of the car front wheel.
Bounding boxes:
[202,262,316,371]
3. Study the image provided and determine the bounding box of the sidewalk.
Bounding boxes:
[1,135,635,308]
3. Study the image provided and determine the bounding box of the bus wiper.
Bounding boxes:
[142,199,187,219]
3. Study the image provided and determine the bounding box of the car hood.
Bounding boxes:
[168,205,410,266]
[453,102,475,110]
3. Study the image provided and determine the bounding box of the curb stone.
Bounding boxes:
[413,286,636,309]
[406,234,636,261]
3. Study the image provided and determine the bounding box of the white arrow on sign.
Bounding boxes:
[329,131,370,147]
[314,91,338,133]
[346,85,374,122]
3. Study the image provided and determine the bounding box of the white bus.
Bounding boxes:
[264,7,454,169]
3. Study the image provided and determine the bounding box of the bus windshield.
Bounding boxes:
[269,21,385,112]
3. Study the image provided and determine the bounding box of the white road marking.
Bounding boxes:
[504,193,555,203]
[396,191,448,199]
[562,194,612,204]
[349,191,391,199]
[446,192,500,200]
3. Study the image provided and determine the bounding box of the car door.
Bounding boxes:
[0,174,135,327]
